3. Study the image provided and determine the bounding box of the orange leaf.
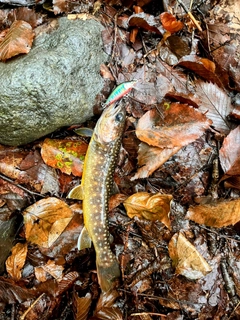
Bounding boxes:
[160,12,184,33]
[6,243,28,280]
[129,27,139,43]
[168,233,212,280]
[23,197,73,248]
[0,20,34,61]
[123,192,172,229]
[186,199,240,228]
[41,138,88,177]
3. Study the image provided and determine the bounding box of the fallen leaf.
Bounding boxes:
[41,138,88,177]
[136,104,212,148]
[168,233,212,280]
[23,197,73,248]
[123,192,172,229]
[186,199,240,227]
[177,55,221,86]
[0,20,34,61]
[128,13,163,35]
[195,81,234,134]
[73,292,91,320]
[94,289,122,320]
[35,260,64,282]
[219,126,240,176]
[53,0,67,14]
[6,243,28,280]
[160,12,184,33]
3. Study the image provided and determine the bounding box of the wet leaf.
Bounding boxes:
[6,243,28,280]
[35,260,64,282]
[186,199,240,227]
[128,13,163,35]
[219,126,240,176]
[41,138,88,177]
[123,192,172,229]
[168,233,212,280]
[195,81,234,134]
[136,104,212,148]
[177,55,221,86]
[73,292,91,320]
[23,197,73,248]
[94,289,122,320]
[160,12,184,33]
[0,277,34,304]
[0,20,34,61]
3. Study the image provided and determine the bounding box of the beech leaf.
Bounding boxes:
[41,138,88,177]
[94,289,122,320]
[136,104,212,148]
[0,20,34,61]
[195,81,234,134]
[168,233,212,280]
[186,199,240,228]
[23,197,73,248]
[123,192,172,229]
[6,243,28,280]
[73,292,92,320]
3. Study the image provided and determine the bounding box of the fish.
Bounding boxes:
[104,80,137,107]
[68,101,126,292]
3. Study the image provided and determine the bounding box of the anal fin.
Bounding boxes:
[67,185,84,200]
[78,226,92,250]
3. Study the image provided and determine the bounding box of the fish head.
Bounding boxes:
[94,101,126,144]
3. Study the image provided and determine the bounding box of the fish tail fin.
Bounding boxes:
[96,256,120,292]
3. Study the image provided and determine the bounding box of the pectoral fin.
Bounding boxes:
[67,185,84,200]
[78,226,92,250]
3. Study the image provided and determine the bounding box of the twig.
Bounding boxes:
[0,173,44,197]
[177,0,202,32]
[20,294,45,320]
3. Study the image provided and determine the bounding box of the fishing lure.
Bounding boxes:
[104,80,137,107]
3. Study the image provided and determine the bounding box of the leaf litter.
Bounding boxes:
[0,0,240,319]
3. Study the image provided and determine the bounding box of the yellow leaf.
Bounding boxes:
[23,197,73,248]
[168,233,212,280]
[123,192,172,229]
[6,243,28,280]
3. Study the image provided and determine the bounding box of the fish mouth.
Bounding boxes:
[107,100,125,116]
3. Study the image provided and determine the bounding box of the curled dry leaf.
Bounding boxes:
[41,138,88,177]
[160,12,184,33]
[168,233,212,280]
[0,20,34,61]
[6,243,28,280]
[23,197,73,248]
[123,192,172,229]
[186,199,240,228]
[35,260,64,282]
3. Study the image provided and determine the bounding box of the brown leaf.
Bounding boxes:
[168,233,212,280]
[73,292,91,320]
[195,81,234,134]
[6,243,28,280]
[219,126,240,176]
[35,260,64,282]
[0,277,34,304]
[94,289,122,320]
[53,0,67,14]
[41,138,88,177]
[0,20,34,61]
[131,142,181,179]
[186,199,240,228]
[23,197,73,248]
[177,55,221,87]
[136,104,212,148]
[160,12,184,33]
[128,13,163,35]
[123,192,172,229]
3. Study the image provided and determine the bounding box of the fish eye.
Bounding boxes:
[115,112,124,122]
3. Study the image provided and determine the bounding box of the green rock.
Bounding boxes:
[0,18,108,146]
